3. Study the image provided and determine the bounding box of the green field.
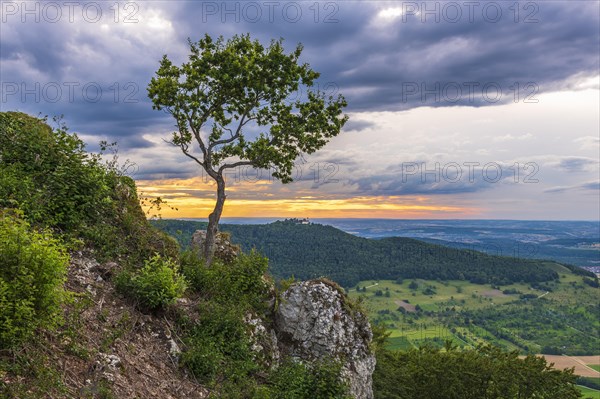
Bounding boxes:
[348,267,600,355]
[579,385,600,399]
[590,365,600,372]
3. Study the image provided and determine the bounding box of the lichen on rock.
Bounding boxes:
[244,312,280,368]
[274,279,376,399]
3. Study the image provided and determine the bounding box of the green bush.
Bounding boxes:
[178,249,351,397]
[177,251,271,389]
[179,302,256,385]
[0,211,69,349]
[181,249,270,309]
[0,112,111,233]
[0,111,179,266]
[266,359,351,399]
[116,254,186,311]
[179,304,351,398]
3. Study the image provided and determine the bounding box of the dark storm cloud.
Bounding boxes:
[1,0,598,178]
[335,1,599,111]
[343,119,376,132]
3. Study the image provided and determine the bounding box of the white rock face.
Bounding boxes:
[244,312,280,368]
[275,280,376,399]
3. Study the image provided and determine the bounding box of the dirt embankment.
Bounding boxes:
[59,252,207,398]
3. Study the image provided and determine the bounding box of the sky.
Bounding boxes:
[1,0,599,220]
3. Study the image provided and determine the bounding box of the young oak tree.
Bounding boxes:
[148,34,348,265]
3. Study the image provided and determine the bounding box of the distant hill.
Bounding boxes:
[151,219,585,287]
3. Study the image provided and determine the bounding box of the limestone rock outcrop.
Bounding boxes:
[274,280,376,399]
[188,230,376,397]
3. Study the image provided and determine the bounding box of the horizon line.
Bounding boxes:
[160,217,600,223]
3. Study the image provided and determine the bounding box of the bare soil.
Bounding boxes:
[7,251,209,398]
[480,289,505,298]
[532,355,600,378]
[394,300,417,312]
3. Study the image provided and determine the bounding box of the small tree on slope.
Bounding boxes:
[148,34,348,265]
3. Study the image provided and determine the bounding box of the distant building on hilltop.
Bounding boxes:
[284,217,310,225]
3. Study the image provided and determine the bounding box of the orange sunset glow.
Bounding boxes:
[136,178,479,219]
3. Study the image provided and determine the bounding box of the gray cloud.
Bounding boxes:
[1,0,598,183]
[349,161,519,196]
[343,119,376,132]
[545,181,600,193]
[581,181,600,191]
[556,157,598,173]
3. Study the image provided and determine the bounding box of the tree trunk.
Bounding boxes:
[204,175,226,266]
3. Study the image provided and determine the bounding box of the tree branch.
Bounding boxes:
[218,160,254,174]
[180,143,204,167]
[187,113,208,159]
[208,112,252,152]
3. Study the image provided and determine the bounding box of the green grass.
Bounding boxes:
[589,365,600,372]
[578,385,600,399]
[385,336,413,351]
[349,272,600,354]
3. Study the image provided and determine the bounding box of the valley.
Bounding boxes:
[348,271,599,355]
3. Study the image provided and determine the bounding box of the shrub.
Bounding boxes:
[177,250,276,392]
[0,211,68,349]
[0,111,179,266]
[0,112,111,233]
[266,358,351,399]
[181,249,270,309]
[179,302,256,385]
[117,254,186,311]
[520,293,538,300]
[177,248,356,397]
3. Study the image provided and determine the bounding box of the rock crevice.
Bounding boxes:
[274,280,376,399]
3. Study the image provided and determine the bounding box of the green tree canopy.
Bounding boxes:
[374,344,582,399]
[147,34,348,264]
